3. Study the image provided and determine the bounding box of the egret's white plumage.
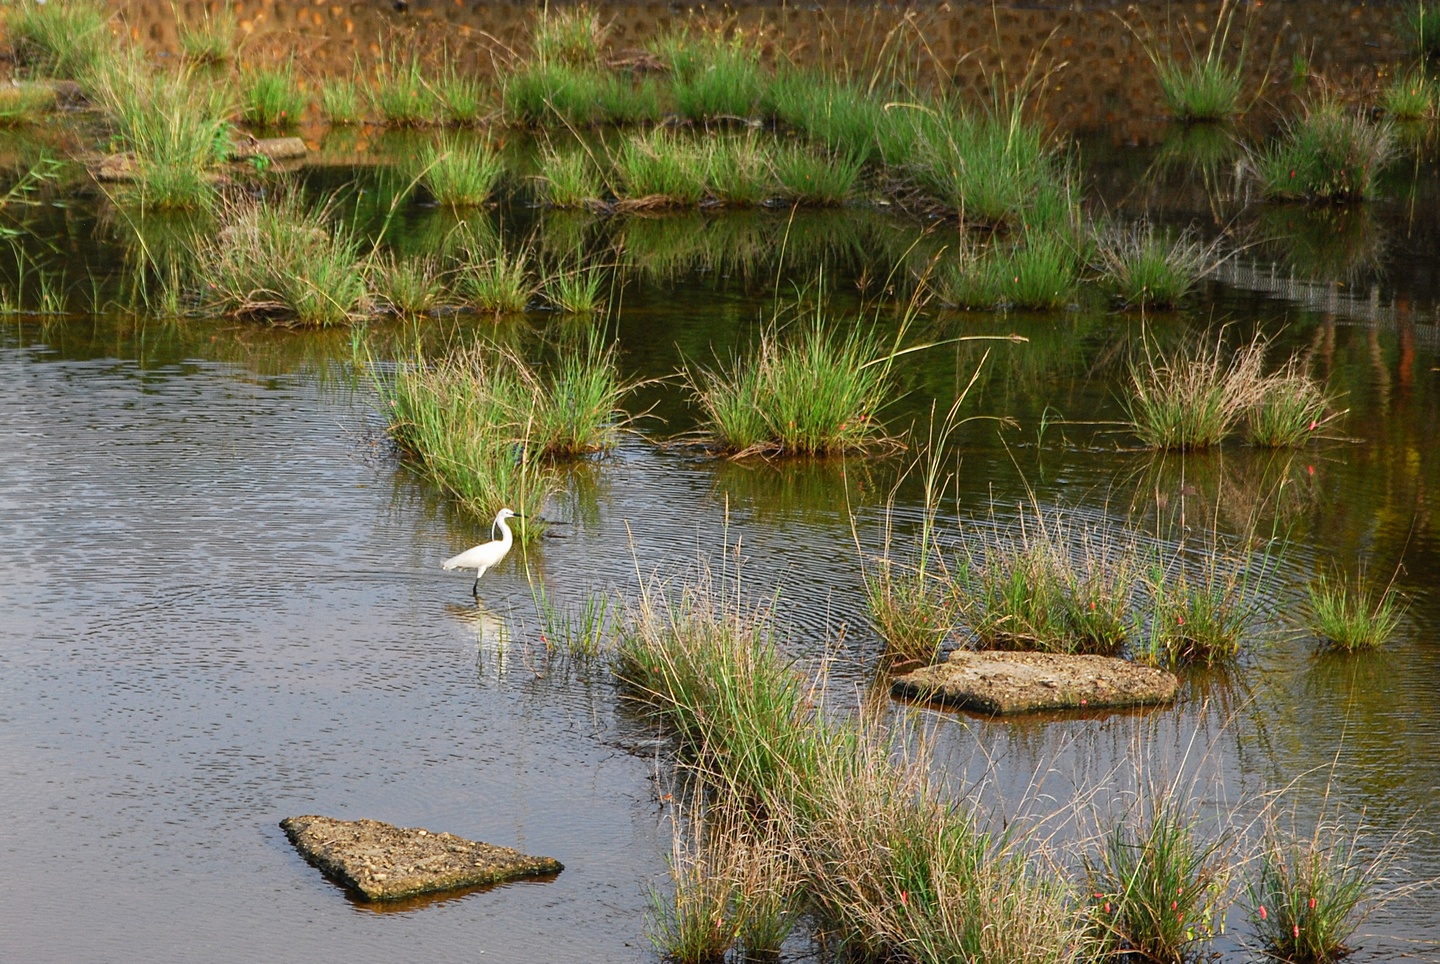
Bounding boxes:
[442,508,517,593]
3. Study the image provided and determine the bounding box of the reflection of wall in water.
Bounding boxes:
[114,1,1405,141]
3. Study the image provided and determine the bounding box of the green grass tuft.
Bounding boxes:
[418,136,506,206]
[1255,101,1397,201]
[372,54,438,127]
[241,64,308,128]
[1125,332,1266,450]
[178,8,235,65]
[4,0,110,79]
[684,311,897,456]
[458,246,535,314]
[319,77,365,125]
[773,144,861,205]
[198,193,368,326]
[0,82,58,125]
[1305,569,1404,650]
[367,252,445,317]
[1381,67,1435,119]
[1247,361,1331,447]
[534,144,604,207]
[1096,222,1217,309]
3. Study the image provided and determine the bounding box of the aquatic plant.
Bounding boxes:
[1247,808,1407,963]
[957,508,1135,656]
[910,100,1076,229]
[1135,0,1248,121]
[502,62,604,126]
[429,68,484,126]
[1380,67,1435,119]
[801,731,1081,964]
[0,83,58,125]
[993,232,1081,310]
[683,311,898,456]
[372,53,438,126]
[595,71,664,125]
[458,247,535,314]
[1095,222,1218,309]
[534,145,604,207]
[1086,802,1230,964]
[1137,554,1256,667]
[661,29,764,123]
[531,583,613,661]
[319,77,365,125]
[701,135,774,206]
[522,334,632,456]
[1254,101,1397,202]
[773,144,862,205]
[1125,331,1267,450]
[611,130,708,206]
[199,193,368,326]
[418,136,506,206]
[542,260,608,314]
[178,7,235,65]
[530,3,608,68]
[1247,361,1332,447]
[242,64,307,128]
[3,0,110,79]
[646,810,740,964]
[767,68,891,163]
[1305,569,1404,651]
[376,343,557,535]
[367,252,445,317]
[93,59,233,209]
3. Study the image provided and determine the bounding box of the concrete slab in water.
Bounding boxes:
[891,650,1177,716]
[281,815,563,901]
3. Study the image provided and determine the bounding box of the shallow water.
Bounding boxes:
[3,136,1440,961]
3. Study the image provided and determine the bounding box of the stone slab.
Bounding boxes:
[891,649,1178,716]
[280,814,562,901]
[230,136,308,161]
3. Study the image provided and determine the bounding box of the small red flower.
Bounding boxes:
[1259,904,1268,920]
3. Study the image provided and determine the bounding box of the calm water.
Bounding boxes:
[2,131,1439,961]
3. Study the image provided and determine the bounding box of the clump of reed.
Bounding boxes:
[766,68,891,163]
[92,59,233,209]
[417,136,506,206]
[0,82,58,125]
[1095,221,1219,310]
[683,310,898,457]
[1086,801,1230,963]
[1305,568,1404,651]
[434,63,488,126]
[611,129,709,206]
[458,246,536,314]
[319,77,365,125]
[372,53,437,126]
[647,803,801,963]
[1133,0,1248,121]
[957,508,1135,656]
[1247,359,1333,447]
[376,343,558,534]
[367,252,446,317]
[1381,67,1435,119]
[197,193,368,326]
[3,0,111,79]
[241,63,308,128]
[531,3,609,68]
[177,7,235,65]
[543,259,609,314]
[773,144,862,205]
[935,233,1080,311]
[1247,807,1410,963]
[502,62,606,126]
[658,28,765,123]
[800,732,1081,964]
[1254,100,1397,202]
[909,99,1076,229]
[534,144,605,207]
[1125,331,1267,450]
[531,584,613,661]
[1137,552,1258,667]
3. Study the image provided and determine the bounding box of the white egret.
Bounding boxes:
[442,508,519,595]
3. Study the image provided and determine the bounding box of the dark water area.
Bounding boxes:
[4,132,1440,961]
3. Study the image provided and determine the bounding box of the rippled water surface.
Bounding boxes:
[3,138,1440,962]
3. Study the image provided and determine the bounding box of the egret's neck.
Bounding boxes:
[496,517,514,546]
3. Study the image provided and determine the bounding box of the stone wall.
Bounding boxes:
[113,0,1411,139]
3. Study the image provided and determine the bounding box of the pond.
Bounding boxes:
[2,119,1439,962]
